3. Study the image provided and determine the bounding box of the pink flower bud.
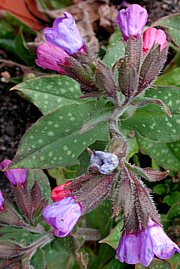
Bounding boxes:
[143,27,167,53]
[51,181,72,202]
[0,159,27,186]
[42,197,82,237]
[36,41,69,74]
[116,219,180,267]
[0,191,4,211]
[116,4,148,41]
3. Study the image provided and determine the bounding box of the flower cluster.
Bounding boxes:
[117,219,180,267]
[33,3,179,268]
[36,12,84,73]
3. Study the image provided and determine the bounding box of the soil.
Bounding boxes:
[0,0,179,192]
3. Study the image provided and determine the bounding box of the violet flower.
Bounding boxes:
[44,12,84,55]
[0,191,4,211]
[143,27,167,53]
[42,197,82,237]
[90,151,119,174]
[116,219,180,267]
[116,4,148,41]
[36,41,69,73]
[0,159,27,186]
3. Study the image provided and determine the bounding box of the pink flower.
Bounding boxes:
[42,197,82,237]
[36,42,69,73]
[51,181,72,202]
[0,159,27,186]
[116,4,148,41]
[143,27,167,53]
[0,191,4,211]
[116,219,180,267]
[44,12,84,55]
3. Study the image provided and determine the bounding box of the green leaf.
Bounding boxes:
[135,258,172,269]
[27,169,51,201]
[86,200,111,238]
[0,226,42,246]
[155,67,180,87]
[153,14,180,47]
[103,259,126,269]
[42,237,76,269]
[122,86,180,143]
[163,191,180,206]
[153,184,167,195]
[11,101,108,169]
[12,75,82,114]
[31,248,46,269]
[137,134,180,171]
[103,28,125,69]
[6,12,35,34]
[0,39,16,54]
[15,30,35,65]
[100,220,123,250]
[166,202,180,220]
[0,20,14,38]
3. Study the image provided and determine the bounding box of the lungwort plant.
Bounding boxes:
[0,4,180,269]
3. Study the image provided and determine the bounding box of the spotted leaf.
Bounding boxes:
[11,75,82,114]
[121,86,180,143]
[10,102,109,169]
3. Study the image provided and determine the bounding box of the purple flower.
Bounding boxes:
[42,197,82,237]
[0,159,27,186]
[44,12,84,55]
[36,41,69,73]
[116,4,148,41]
[0,191,4,211]
[116,219,180,267]
[90,151,119,174]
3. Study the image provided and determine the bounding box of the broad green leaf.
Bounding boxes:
[6,12,35,34]
[122,86,180,143]
[153,184,167,195]
[12,75,81,114]
[103,259,126,269]
[11,102,109,169]
[0,226,42,246]
[155,67,180,86]
[103,28,125,68]
[100,220,123,250]
[135,258,172,269]
[31,248,46,269]
[15,30,35,65]
[86,200,111,238]
[137,135,180,171]
[27,169,51,201]
[163,191,180,206]
[166,202,180,220]
[0,39,15,54]
[88,244,115,269]
[153,14,180,47]
[42,237,76,269]
[0,20,14,38]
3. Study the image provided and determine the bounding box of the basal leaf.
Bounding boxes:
[136,134,180,171]
[153,14,180,47]
[11,102,108,169]
[12,75,82,114]
[121,86,180,143]
[103,259,126,269]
